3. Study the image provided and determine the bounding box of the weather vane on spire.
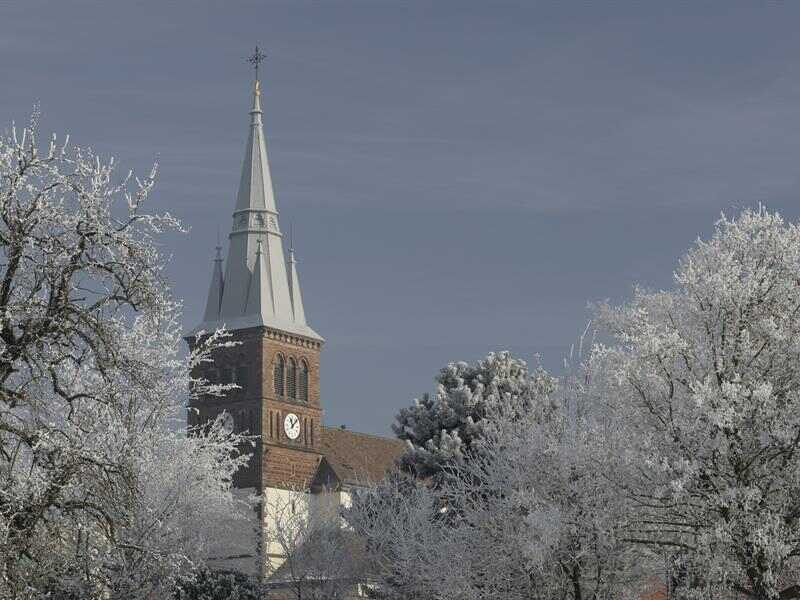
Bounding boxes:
[247,45,267,82]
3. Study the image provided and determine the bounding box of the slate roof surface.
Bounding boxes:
[319,426,405,486]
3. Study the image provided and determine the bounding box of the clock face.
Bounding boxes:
[284,413,301,440]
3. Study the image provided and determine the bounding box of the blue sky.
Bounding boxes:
[4,1,800,433]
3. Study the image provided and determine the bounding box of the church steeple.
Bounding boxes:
[190,67,321,341]
[187,52,327,576]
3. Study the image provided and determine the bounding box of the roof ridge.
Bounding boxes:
[321,425,403,443]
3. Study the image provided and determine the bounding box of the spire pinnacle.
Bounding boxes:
[202,245,225,323]
[287,241,307,325]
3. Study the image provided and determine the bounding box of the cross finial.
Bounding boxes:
[247,46,267,83]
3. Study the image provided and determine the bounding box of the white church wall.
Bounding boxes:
[261,486,357,578]
[261,486,311,577]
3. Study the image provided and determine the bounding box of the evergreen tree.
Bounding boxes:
[393,351,556,481]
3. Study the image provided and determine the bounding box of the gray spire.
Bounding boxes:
[202,245,224,322]
[233,80,277,214]
[288,246,307,325]
[189,79,321,341]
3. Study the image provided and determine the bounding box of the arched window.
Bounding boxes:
[287,358,297,399]
[298,360,309,403]
[273,355,285,396]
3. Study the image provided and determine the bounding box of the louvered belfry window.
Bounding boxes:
[287,358,297,399]
[273,355,285,396]
[299,360,309,402]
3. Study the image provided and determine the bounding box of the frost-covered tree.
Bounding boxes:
[349,351,651,600]
[592,207,800,600]
[393,351,556,481]
[453,358,655,600]
[345,472,454,600]
[174,568,262,600]
[0,114,251,599]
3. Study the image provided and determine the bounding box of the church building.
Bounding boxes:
[184,69,404,579]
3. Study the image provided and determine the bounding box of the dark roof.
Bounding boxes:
[316,427,405,487]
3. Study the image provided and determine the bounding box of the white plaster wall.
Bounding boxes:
[262,486,359,577]
[261,486,311,577]
[260,487,361,579]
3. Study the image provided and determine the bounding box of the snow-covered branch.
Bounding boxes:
[0,114,249,599]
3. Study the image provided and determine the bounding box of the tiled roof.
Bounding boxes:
[318,427,405,487]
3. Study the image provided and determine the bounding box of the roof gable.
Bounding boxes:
[310,457,342,492]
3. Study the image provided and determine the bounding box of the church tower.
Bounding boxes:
[185,57,405,583]
[186,68,325,497]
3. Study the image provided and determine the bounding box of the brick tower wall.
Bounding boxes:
[187,326,324,491]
